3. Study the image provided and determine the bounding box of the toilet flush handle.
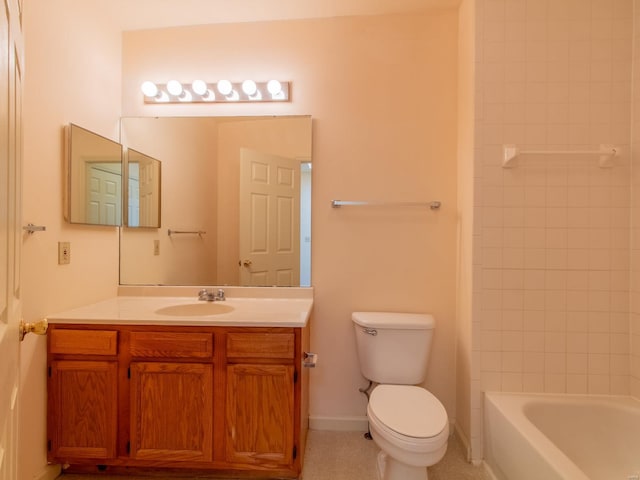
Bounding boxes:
[362,327,377,336]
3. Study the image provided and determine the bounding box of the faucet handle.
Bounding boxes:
[216,288,226,301]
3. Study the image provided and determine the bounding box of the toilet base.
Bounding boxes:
[376,451,428,480]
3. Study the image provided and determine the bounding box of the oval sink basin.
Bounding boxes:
[155,302,234,317]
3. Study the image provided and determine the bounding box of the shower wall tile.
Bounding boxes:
[473,0,633,410]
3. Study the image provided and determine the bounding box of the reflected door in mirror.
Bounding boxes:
[126,149,161,228]
[240,149,300,287]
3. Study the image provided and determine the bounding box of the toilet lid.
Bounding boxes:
[369,385,447,439]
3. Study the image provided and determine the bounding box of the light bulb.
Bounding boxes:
[192,80,208,95]
[242,80,257,96]
[217,79,232,95]
[267,80,282,95]
[167,80,183,96]
[141,81,158,97]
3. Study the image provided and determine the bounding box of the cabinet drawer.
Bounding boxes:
[227,332,294,359]
[49,329,118,356]
[130,331,214,359]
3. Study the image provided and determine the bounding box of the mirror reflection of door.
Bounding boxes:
[86,162,122,225]
[239,149,301,286]
[127,149,161,228]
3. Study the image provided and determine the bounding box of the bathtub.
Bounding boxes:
[483,392,640,480]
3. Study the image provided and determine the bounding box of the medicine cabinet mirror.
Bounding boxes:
[65,123,124,226]
[119,115,312,287]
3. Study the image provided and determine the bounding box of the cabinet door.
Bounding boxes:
[226,364,294,466]
[48,360,118,460]
[130,362,213,462]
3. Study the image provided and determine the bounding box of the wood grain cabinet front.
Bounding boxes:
[129,361,214,462]
[226,363,295,466]
[47,360,118,461]
[47,323,309,479]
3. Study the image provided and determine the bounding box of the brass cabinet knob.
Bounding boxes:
[19,318,48,341]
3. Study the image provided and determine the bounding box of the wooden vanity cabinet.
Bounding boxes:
[127,331,215,462]
[47,323,309,479]
[47,328,119,461]
[225,331,297,467]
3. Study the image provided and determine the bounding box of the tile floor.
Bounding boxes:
[57,430,489,480]
[303,430,488,480]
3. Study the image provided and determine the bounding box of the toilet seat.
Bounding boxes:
[368,385,448,452]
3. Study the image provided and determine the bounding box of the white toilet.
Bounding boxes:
[352,312,448,480]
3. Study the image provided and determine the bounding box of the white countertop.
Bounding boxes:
[47,292,313,327]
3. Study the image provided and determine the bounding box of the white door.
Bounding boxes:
[87,164,122,225]
[0,0,23,478]
[138,159,159,227]
[239,149,300,286]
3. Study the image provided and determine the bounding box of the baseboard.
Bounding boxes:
[309,415,369,432]
[32,464,61,480]
[483,461,499,480]
[453,422,472,462]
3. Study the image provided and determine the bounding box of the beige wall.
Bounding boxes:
[21,2,123,479]
[122,13,459,424]
[455,0,476,460]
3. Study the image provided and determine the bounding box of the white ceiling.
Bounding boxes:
[116,0,461,30]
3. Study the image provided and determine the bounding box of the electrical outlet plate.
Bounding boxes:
[58,242,70,265]
[153,240,160,256]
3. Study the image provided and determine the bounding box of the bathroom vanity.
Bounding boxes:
[45,289,313,478]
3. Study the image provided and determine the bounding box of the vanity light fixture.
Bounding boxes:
[140,79,290,104]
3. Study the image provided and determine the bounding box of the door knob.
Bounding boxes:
[242,260,252,267]
[19,318,48,342]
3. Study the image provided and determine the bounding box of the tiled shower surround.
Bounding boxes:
[467,0,640,462]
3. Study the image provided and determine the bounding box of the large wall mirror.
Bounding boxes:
[119,115,312,287]
[66,123,124,226]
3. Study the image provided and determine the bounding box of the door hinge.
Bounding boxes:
[127,367,131,379]
[293,445,297,460]
[293,370,298,383]
[126,441,130,454]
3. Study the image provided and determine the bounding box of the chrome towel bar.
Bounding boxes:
[23,223,46,234]
[167,229,206,236]
[331,200,441,210]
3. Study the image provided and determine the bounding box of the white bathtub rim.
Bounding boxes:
[484,391,587,480]
[484,392,640,480]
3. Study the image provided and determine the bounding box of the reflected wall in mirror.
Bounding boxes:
[120,115,312,287]
[125,148,161,228]
[66,123,123,226]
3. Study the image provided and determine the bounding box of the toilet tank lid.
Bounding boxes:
[352,312,435,329]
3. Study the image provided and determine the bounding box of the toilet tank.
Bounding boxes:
[352,312,435,385]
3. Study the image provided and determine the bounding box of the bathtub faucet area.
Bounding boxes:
[198,288,225,302]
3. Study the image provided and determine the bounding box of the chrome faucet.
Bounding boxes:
[198,288,226,302]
